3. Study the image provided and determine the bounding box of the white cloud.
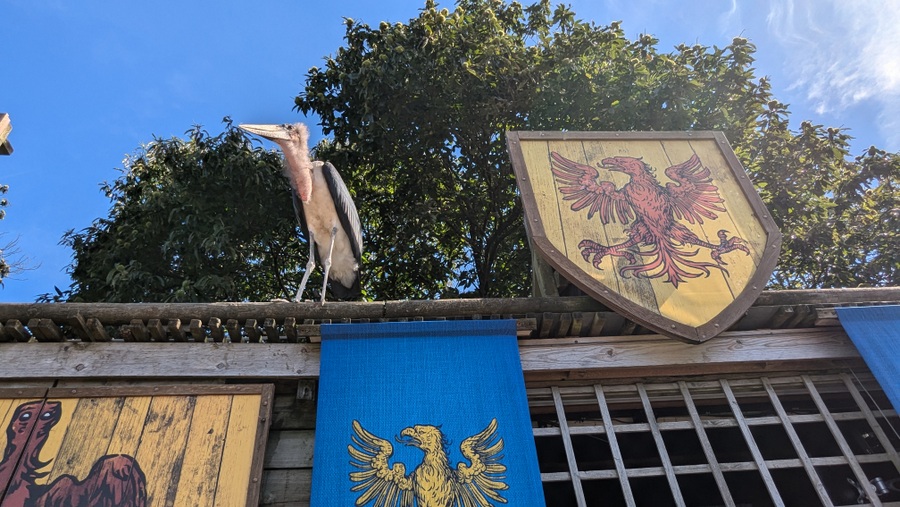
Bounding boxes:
[766,0,900,149]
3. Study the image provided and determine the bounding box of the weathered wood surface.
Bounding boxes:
[0,386,273,507]
[0,287,895,328]
[0,342,320,378]
[260,469,311,506]
[264,430,314,469]
[0,328,861,380]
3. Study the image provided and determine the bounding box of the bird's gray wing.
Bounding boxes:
[321,161,363,264]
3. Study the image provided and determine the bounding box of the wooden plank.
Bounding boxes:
[147,318,166,341]
[28,318,63,341]
[0,342,320,378]
[4,319,30,342]
[106,395,153,456]
[66,314,90,341]
[247,386,276,507]
[209,317,225,342]
[520,328,862,380]
[85,317,110,341]
[173,394,232,506]
[283,317,298,343]
[0,286,896,330]
[803,375,882,506]
[569,312,584,337]
[264,429,315,469]
[226,319,242,343]
[720,379,784,506]
[587,312,606,336]
[594,384,636,506]
[245,319,261,343]
[539,312,556,338]
[551,386,587,506]
[0,328,863,380]
[678,381,735,507]
[169,318,186,342]
[264,318,279,342]
[637,383,685,506]
[190,318,206,342]
[271,395,316,430]
[134,395,195,506]
[260,469,311,506]
[517,317,537,337]
[761,377,833,506]
[555,312,573,338]
[44,396,124,484]
[130,319,149,341]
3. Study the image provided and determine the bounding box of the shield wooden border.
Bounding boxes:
[507,131,782,343]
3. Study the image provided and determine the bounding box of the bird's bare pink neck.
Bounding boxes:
[279,130,314,202]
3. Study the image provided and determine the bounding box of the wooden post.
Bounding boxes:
[0,113,12,155]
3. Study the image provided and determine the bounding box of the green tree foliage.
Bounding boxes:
[60,119,308,302]
[297,0,897,295]
[62,0,897,302]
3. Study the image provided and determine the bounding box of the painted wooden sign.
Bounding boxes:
[507,131,781,342]
[0,385,273,506]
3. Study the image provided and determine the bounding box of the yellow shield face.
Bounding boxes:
[507,132,781,342]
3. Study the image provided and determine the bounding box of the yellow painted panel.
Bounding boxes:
[632,140,741,326]
[172,395,233,507]
[33,398,78,480]
[1,391,267,507]
[0,398,20,436]
[42,397,122,484]
[581,140,660,312]
[134,395,196,506]
[106,396,153,456]
[0,397,44,462]
[213,394,262,507]
[519,140,566,252]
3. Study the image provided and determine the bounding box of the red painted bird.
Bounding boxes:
[0,400,147,507]
[550,152,750,288]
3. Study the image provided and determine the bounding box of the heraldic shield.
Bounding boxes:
[507,131,781,343]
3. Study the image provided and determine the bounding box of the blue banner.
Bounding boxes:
[837,305,900,411]
[311,320,545,506]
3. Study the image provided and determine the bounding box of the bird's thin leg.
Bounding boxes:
[295,231,316,302]
[319,227,338,304]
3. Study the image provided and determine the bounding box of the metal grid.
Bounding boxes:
[530,372,900,506]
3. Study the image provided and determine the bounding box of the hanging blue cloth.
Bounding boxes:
[311,319,545,506]
[836,305,900,411]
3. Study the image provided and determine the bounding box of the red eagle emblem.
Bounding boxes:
[551,152,751,288]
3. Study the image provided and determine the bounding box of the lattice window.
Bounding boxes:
[529,372,900,506]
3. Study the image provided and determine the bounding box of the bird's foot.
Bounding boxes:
[710,230,751,266]
[579,240,636,269]
[579,239,610,269]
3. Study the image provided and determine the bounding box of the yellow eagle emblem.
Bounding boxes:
[348,418,509,507]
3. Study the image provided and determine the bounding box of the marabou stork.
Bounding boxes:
[240,123,362,303]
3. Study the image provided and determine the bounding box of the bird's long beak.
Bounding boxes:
[600,158,623,172]
[239,124,291,142]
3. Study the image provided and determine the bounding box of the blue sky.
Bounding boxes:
[1,0,898,302]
